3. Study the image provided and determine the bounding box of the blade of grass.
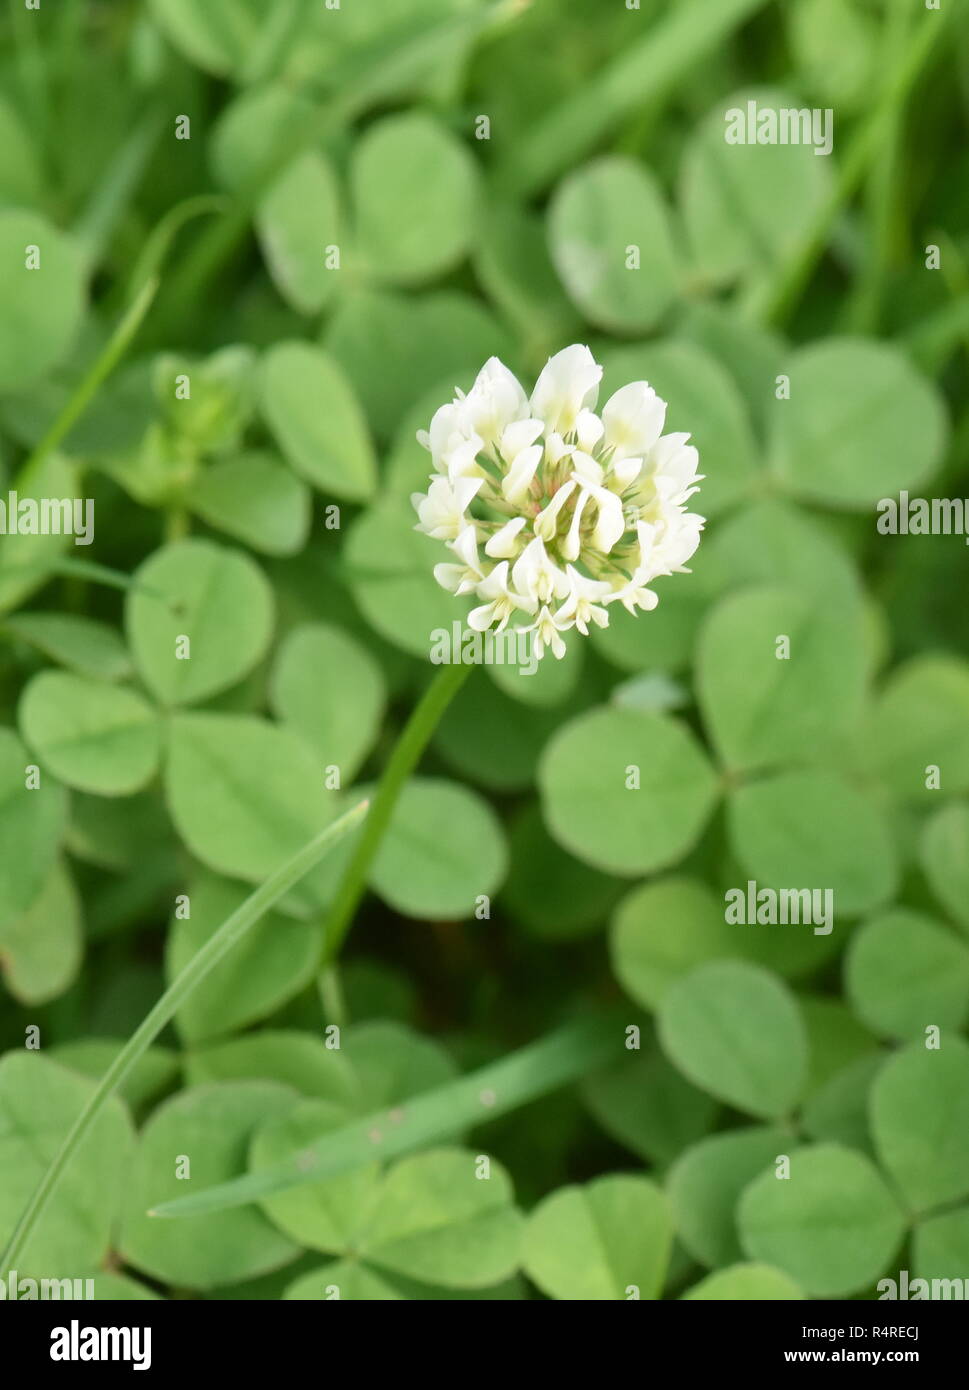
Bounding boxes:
[150,1008,625,1219]
[497,0,771,198]
[16,274,157,493]
[73,108,165,271]
[0,799,370,1276]
[844,1,914,334]
[747,4,953,329]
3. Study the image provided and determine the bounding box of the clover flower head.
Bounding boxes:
[412,345,705,661]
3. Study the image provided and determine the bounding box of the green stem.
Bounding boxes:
[0,800,369,1276]
[322,661,472,963]
[18,276,158,492]
[15,196,221,492]
[164,507,190,544]
[318,966,348,1031]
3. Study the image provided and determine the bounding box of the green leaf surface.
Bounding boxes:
[682,1263,803,1300]
[166,873,320,1043]
[120,1081,301,1288]
[697,584,867,772]
[845,908,969,1040]
[350,112,477,285]
[164,712,335,884]
[186,451,310,556]
[920,801,969,934]
[0,726,67,930]
[270,623,385,781]
[344,497,468,658]
[260,341,376,502]
[727,769,897,917]
[738,1143,905,1297]
[368,776,508,921]
[256,151,342,314]
[356,1148,522,1289]
[2,612,132,681]
[861,657,969,804]
[658,960,808,1118]
[669,1126,787,1269]
[524,1175,671,1300]
[0,859,82,1005]
[19,670,160,795]
[768,339,947,509]
[126,539,274,707]
[0,1052,133,1277]
[548,157,678,333]
[680,87,831,285]
[0,210,86,390]
[871,1038,969,1213]
[539,707,718,877]
[581,1049,718,1168]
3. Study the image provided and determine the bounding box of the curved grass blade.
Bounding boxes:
[498,0,771,197]
[0,799,370,1275]
[150,1009,625,1219]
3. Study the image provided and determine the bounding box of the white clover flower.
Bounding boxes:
[411,345,706,662]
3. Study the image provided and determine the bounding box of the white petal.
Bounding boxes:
[485,516,527,558]
[529,344,602,434]
[590,486,626,553]
[448,524,481,571]
[467,602,497,632]
[534,479,576,541]
[570,450,604,486]
[602,380,667,458]
[562,488,590,562]
[610,455,643,489]
[575,408,604,453]
[499,417,544,462]
[502,443,543,505]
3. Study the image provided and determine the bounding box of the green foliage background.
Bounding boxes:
[0,0,968,1301]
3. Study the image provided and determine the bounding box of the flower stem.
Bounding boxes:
[322,661,472,963]
[0,799,369,1276]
